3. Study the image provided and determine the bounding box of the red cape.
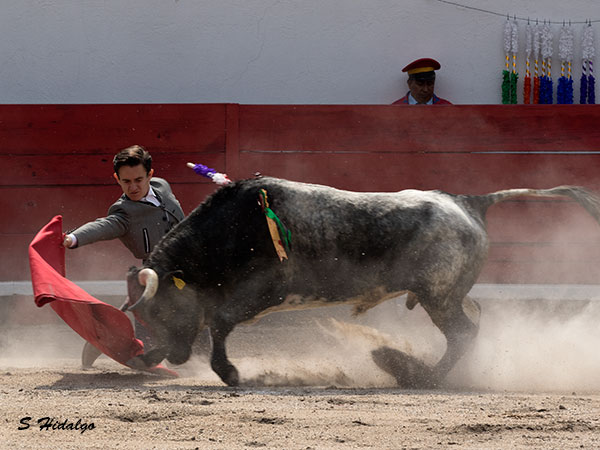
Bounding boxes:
[28,215,176,377]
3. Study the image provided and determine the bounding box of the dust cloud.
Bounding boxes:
[203,295,600,393]
[235,318,403,388]
[0,322,83,369]
[2,293,600,393]
[452,298,600,393]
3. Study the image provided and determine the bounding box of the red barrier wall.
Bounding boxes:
[3,104,600,284]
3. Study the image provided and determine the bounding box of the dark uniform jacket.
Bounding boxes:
[72,178,185,261]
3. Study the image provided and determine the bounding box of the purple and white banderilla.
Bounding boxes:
[187,162,231,186]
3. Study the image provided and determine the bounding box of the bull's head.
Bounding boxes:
[126,266,204,366]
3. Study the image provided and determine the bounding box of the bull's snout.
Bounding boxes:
[166,344,193,366]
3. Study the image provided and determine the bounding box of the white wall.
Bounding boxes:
[0,0,596,104]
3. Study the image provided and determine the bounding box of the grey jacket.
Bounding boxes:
[72,178,185,261]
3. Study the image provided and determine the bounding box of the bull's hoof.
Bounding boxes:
[224,368,239,387]
[371,346,438,389]
[212,361,240,386]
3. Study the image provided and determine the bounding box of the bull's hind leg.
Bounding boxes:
[372,294,480,388]
[371,346,436,388]
[426,295,481,383]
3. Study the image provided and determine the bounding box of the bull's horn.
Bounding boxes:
[128,268,159,311]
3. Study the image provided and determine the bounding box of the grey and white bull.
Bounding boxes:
[125,177,600,387]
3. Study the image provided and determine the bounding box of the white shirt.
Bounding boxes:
[141,185,161,207]
[408,93,434,105]
[408,92,433,105]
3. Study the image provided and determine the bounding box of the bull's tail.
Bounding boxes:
[471,186,600,224]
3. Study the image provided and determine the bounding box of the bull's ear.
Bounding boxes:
[167,270,186,290]
[167,269,184,279]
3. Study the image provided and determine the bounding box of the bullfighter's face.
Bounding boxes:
[407,78,435,104]
[114,164,154,202]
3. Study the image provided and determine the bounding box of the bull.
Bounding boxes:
[124,177,600,387]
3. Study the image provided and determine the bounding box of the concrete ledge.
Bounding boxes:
[3,281,600,301]
[0,281,126,297]
[470,283,600,301]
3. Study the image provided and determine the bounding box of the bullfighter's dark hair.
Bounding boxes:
[113,145,152,176]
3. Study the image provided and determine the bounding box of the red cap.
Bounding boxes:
[402,58,441,78]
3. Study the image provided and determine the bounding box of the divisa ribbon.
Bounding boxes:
[258,189,291,262]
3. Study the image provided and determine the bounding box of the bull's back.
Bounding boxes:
[256,179,480,252]
[247,178,488,298]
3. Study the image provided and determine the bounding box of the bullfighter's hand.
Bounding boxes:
[63,235,73,248]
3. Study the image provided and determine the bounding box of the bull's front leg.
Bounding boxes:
[209,278,288,386]
[210,319,239,386]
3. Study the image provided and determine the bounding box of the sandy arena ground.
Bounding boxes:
[2,296,600,449]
